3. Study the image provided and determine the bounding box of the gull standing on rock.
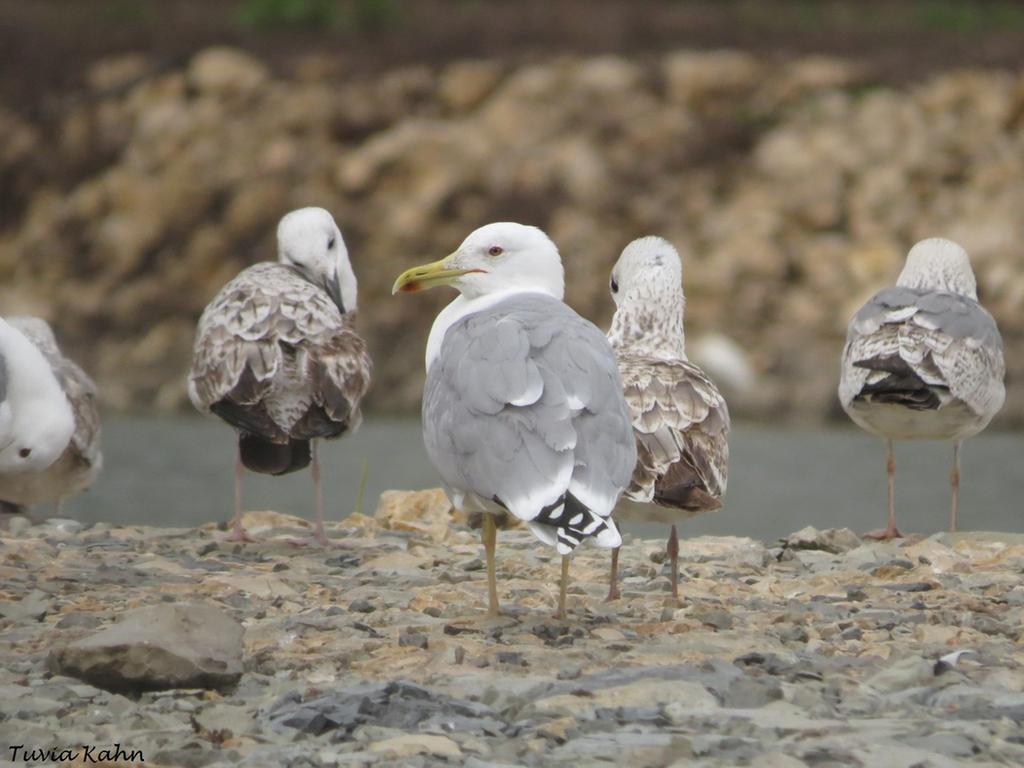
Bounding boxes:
[839,238,1005,539]
[189,207,372,545]
[605,237,729,601]
[0,317,102,521]
[392,223,636,619]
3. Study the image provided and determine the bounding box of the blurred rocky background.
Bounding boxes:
[0,0,1022,423]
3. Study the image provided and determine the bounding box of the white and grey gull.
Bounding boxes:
[0,316,102,520]
[392,222,636,618]
[605,237,729,601]
[839,237,1005,539]
[189,207,372,545]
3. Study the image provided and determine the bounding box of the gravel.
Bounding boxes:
[2,508,1023,766]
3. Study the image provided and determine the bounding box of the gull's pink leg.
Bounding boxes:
[224,442,257,543]
[865,439,903,540]
[290,441,342,547]
[668,524,680,599]
[313,440,326,541]
[950,441,961,533]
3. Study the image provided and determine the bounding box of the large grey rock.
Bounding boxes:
[47,601,243,693]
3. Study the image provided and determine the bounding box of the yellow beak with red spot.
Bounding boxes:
[392,255,486,295]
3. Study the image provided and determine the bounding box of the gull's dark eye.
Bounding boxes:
[610,277,619,294]
[488,246,503,257]
[18,448,31,458]
[327,237,336,250]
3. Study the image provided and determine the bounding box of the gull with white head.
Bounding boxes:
[839,237,1005,539]
[393,222,636,618]
[0,316,102,520]
[606,237,729,601]
[189,207,372,545]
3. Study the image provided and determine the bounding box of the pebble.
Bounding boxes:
[55,612,102,629]
[840,626,863,641]
[348,599,375,614]
[398,630,429,649]
[557,664,582,681]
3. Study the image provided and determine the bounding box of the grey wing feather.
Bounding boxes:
[5,316,102,474]
[188,263,372,441]
[619,356,729,513]
[840,287,1005,420]
[424,294,635,548]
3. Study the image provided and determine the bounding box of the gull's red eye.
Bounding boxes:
[18,448,31,458]
[488,246,503,257]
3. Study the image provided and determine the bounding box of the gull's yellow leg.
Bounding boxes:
[483,513,500,616]
[557,555,570,619]
[606,546,621,602]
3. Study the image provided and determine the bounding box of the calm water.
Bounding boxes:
[65,415,1023,541]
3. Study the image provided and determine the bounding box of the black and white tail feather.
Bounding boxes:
[495,492,619,555]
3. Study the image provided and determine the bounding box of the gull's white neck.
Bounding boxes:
[426,287,553,370]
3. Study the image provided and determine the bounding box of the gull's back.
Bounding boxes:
[423,292,636,552]
[189,262,371,474]
[839,286,1005,441]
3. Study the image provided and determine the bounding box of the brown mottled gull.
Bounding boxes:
[392,222,636,619]
[606,237,730,601]
[0,316,102,518]
[839,237,1005,539]
[189,207,372,545]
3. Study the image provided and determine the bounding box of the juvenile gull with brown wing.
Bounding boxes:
[189,207,372,545]
[606,237,729,600]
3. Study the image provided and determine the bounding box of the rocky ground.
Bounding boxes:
[2,491,1024,766]
[1,46,1023,423]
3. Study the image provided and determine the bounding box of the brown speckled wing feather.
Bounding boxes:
[188,262,372,442]
[293,313,372,438]
[618,356,729,514]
